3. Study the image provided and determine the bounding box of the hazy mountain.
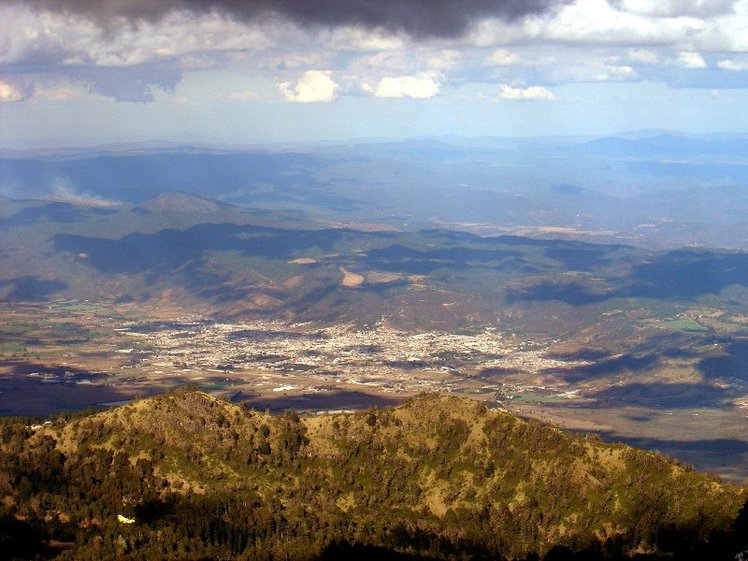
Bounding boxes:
[580,133,748,158]
[3,133,748,249]
[137,192,237,214]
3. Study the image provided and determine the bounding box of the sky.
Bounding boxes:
[3,0,748,147]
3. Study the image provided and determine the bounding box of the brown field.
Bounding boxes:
[339,267,364,288]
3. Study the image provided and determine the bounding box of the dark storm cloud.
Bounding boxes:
[6,0,570,38]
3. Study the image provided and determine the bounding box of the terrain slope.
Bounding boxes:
[1,391,746,560]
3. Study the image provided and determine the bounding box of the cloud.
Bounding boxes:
[279,70,338,102]
[269,53,329,71]
[675,51,707,68]
[499,84,555,100]
[366,73,440,99]
[350,51,439,76]
[323,26,406,51]
[427,49,460,70]
[717,58,748,71]
[484,48,520,66]
[611,0,737,18]
[625,49,661,64]
[0,7,274,68]
[469,0,728,51]
[1,0,572,38]
[2,0,748,116]
[349,51,451,95]
[547,56,639,82]
[0,79,25,101]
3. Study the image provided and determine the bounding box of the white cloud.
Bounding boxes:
[350,51,410,75]
[548,56,640,83]
[350,51,450,99]
[615,0,736,18]
[0,80,24,101]
[267,53,329,70]
[468,0,714,50]
[279,70,338,103]
[0,6,275,67]
[605,64,638,79]
[717,58,748,70]
[675,51,708,68]
[427,49,460,70]
[626,49,661,64]
[498,84,555,101]
[350,49,457,76]
[324,26,406,52]
[484,49,519,66]
[365,73,440,99]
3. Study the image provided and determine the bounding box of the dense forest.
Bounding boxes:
[1,390,747,560]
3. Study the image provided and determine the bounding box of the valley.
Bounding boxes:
[3,136,748,484]
[3,294,748,481]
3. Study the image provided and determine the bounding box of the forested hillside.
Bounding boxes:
[1,391,747,560]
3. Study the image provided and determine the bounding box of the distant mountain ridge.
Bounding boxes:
[580,133,748,157]
[3,133,748,250]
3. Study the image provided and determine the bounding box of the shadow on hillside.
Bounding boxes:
[594,431,748,480]
[3,202,86,225]
[544,349,613,362]
[364,244,527,275]
[506,279,613,306]
[52,224,390,274]
[47,223,748,308]
[367,231,632,276]
[588,382,732,409]
[283,284,353,320]
[0,366,147,417]
[5,360,105,379]
[476,366,528,380]
[0,515,54,561]
[544,245,616,270]
[624,249,748,299]
[422,229,629,251]
[544,352,659,383]
[317,541,441,561]
[698,338,748,383]
[177,261,257,304]
[503,247,748,306]
[0,276,68,301]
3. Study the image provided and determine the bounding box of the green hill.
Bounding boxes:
[1,391,745,560]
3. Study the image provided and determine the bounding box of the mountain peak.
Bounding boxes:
[11,390,746,560]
